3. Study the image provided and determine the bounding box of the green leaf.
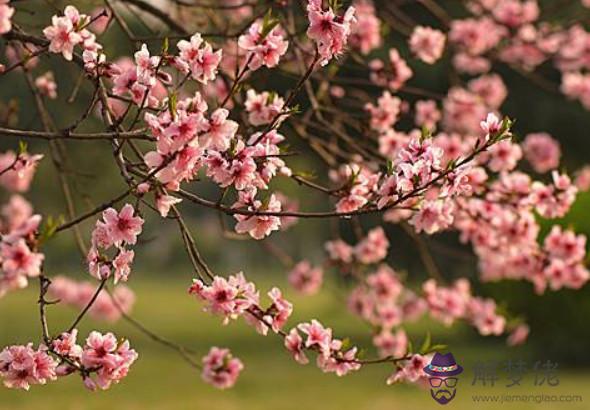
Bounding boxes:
[38,215,65,245]
[421,125,432,140]
[328,0,341,11]
[168,92,177,119]
[341,337,351,351]
[260,9,279,39]
[419,332,431,354]
[18,140,28,155]
[428,344,448,353]
[162,37,169,54]
[386,159,394,175]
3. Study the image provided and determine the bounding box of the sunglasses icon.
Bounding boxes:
[429,377,458,388]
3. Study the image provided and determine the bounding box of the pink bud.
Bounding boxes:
[56,364,76,376]
[83,376,98,391]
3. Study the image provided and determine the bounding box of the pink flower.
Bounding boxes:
[1,239,44,279]
[468,74,508,109]
[480,112,502,139]
[155,193,182,218]
[284,328,309,364]
[387,354,429,384]
[443,88,489,135]
[574,165,590,191]
[366,265,402,301]
[306,0,356,65]
[201,347,243,389]
[288,260,323,295]
[369,49,413,90]
[422,279,469,326]
[317,343,361,376]
[354,227,389,264]
[543,225,586,264]
[266,287,293,333]
[233,190,282,240]
[410,199,455,234]
[200,109,238,151]
[492,0,539,28]
[365,91,401,132]
[113,249,135,284]
[0,151,43,192]
[34,72,58,99]
[324,239,354,264]
[373,329,407,358]
[349,0,381,55]
[522,132,561,173]
[245,89,285,126]
[449,17,505,56]
[176,33,223,84]
[409,26,446,64]
[298,319,332,357]
[487,140,523,172]
[52,330,83,359]
[507,324,530,346]
[190,272,259,324]
[415,100,441,130]
[100,204,144,246]
[0,2,14,34]
[467,297,506,336]
[0,344,57,390]
[134,44,160,86]
[238,20,289,70]
[42,6,84,61]
[80,331,119,369]
[81,331,138,390]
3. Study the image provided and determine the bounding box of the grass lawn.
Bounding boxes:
[0,278,587,410]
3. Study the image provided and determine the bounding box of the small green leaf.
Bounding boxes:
[419,332,431,354]
[386,159,394,175]
[168,92,178,119]
[162,37,169,54]
[428,344,448,353]
[260,9,279,39]
[38,215,65,244]
[18,140,28,155]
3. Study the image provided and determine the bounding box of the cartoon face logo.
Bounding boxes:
[423,352,463,405]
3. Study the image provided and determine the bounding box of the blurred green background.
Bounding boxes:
[1,0,590,408]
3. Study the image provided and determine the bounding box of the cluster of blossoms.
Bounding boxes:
[0,330,137,391]
[454,170,586,293]
[238,19,289,71]
[244,89,285,126]
[0,343,57,390]
[201,347,243,389]
[423,279,506,336]
[2,0,590,396]
[189,271,366,380]
[306,0,356,64]
[0,151,44,298]
[189,272,292,334]
[43,5,101,61]
[285,320,362,376]
[49,276,135,322]
[87,204,144,284]
[51,330,137,391]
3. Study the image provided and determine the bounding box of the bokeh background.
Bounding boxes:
[1,0,590,408]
